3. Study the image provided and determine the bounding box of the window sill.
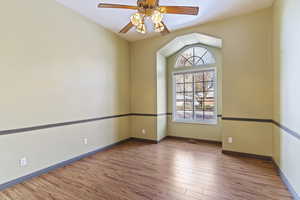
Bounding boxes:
[172,119,218,125]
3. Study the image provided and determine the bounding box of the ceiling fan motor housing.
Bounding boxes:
[137,0,159,16]
[138,0,157,9]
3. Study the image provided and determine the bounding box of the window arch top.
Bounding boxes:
[175,46,216,68]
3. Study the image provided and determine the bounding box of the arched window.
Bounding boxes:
[173,46,217,124]
[175,46,216,68]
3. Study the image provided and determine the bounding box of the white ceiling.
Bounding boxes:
[56,0,274,41]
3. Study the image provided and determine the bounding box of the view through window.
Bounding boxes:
[173,69,216,123]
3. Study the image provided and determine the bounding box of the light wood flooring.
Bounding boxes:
[0,138,292,200]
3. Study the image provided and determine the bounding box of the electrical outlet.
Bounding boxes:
[228,137,233,144]
[84,138,88,145]
[20,157,27,167]
[142,129,146,135]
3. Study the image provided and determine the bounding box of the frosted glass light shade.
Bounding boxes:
[151,10,163,24]
[131,13,143,26]
[154,22,164,32]
[136,23,146,34]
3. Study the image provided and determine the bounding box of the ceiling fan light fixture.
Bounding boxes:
[136,23,146,34]
[98,1,200,35]
[154,22,165,32]
[130,12,143,26]
[151,10,163,24]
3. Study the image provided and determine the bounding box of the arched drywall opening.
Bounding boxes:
[155,33,223,141]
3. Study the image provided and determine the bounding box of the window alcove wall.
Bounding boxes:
[167,44,222,141]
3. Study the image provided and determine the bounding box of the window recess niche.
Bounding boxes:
[170,45,221,125]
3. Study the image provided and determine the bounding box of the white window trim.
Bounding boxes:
[174,63,215,71]
[172,67,218,125]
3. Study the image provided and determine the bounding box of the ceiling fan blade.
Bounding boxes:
[160,6,199,15]
[120,22,134,34]
[98,3,138,10]
[161,22,170,35]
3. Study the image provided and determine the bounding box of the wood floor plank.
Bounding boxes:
[0,138,292,200]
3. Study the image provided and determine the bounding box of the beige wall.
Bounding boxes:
[0,0,130,184]
[156,53,168,114]
[3,0,296,193]
[130,116,157,140]
[156,53,168,141]
[273,0,300,196]
[130,8,274,152]
[157,116,167,141]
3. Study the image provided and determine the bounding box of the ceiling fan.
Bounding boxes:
[98,0,199,35]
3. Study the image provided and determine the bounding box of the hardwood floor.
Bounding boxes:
[0,138,292,200]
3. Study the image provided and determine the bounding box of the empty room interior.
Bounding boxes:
[0,0,299,199]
